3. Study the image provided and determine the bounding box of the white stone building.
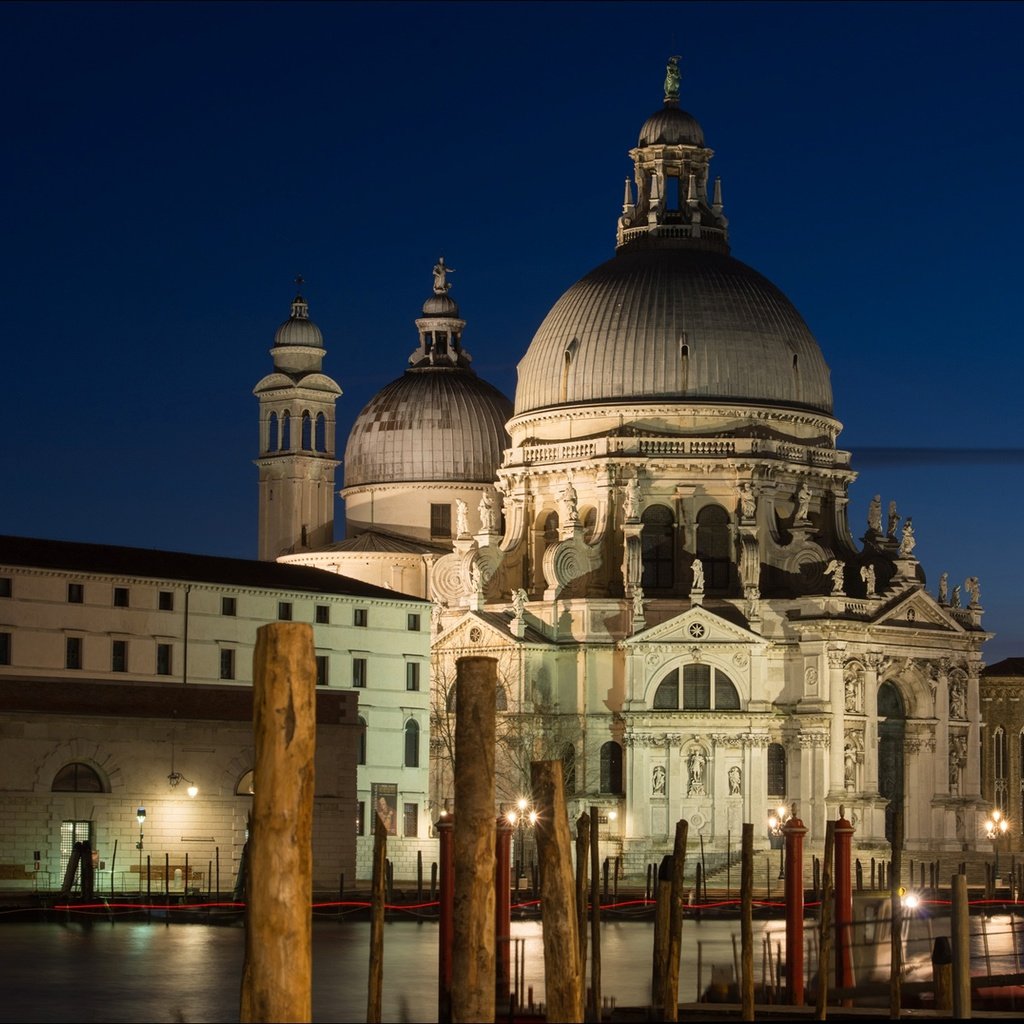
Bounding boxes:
[0,535,431,888]
[292,61,991,870]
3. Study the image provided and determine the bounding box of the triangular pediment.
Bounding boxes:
[876,589,965,633]
[622,605,767,649]
[433,610,553,652]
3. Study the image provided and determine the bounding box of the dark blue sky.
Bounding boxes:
[2,1,1022,660]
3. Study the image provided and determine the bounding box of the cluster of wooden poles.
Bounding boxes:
[235,627,981,1023]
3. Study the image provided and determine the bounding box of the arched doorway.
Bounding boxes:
[877,681,906,843]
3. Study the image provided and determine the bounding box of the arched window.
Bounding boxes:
[358,716,367,766]
[268,412,279,453]
[696,504,731,591]
[767,744,786,798]
[315,412,326,452]
[600,741,623,794]
[301,411,312,451]
[561,743,576,795]
[641,505,674,590]
[236,769,255,795]
[280,410,291,450]
[404,719,420,768]
[652,665,741,711]
[51,762,104,792]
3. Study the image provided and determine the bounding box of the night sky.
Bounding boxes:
[3,2,1022,661]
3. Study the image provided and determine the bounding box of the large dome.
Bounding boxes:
[514,244,832,416]
[344,368,512,487]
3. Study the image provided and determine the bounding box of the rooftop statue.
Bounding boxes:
[432,256,455,295]
[664,55,681,103]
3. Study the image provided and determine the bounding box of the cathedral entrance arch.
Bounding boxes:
[878,680,906,842]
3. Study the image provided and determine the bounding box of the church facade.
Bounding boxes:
[274,62,990,869]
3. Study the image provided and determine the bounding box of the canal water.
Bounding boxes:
[1,909,1020,1021]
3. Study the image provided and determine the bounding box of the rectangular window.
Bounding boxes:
[60,820,92,878]
[66,637,82,670]
[0,631,10,666]
[220,648,235,680]
[156,643,172,676]
[315,604,330,624]
[316,655,329,686]
[221,596,237,616]
[158,591,174,611]
[356,801,365,837]
[67,583,84,604]
[430,503,452,539]
[278,601,293,621]
[407,613,421,631]
[352,657,367,688]
[354,608,368,627]
[113,587,129,608]
[404,803,419,838]
[111,640,127,673]
[0,577,11,598]
[406,661,420,692]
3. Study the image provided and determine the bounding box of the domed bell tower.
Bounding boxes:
[254,281,342,560]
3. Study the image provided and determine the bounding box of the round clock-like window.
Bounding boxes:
[688,622,706,639]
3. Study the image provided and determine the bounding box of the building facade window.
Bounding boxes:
[600,741,623,794]
[357,716,367,765]
[113,587,129,608]
[994,726,1008,808]
[406,661,420,692]
[52,763,103,792]
[111,640,127,673]
[158,591,174,611]
[407,613,421,631]
[156,643,172,676]
[0,577,11,597]
[0,631,10,666]
[220,648,235,680]
[352,658,367,688]
[221,596,237,616]
[316,655,329,686]
[315,605,330,624]
[430,503,452,539]
[404,803,419,838]
[66,637,82,670]
[767,743,787,798]
[356,800,365,836]
[641,505,675,590]
[278,601,293,621]
[405,720,420,767]
[354,608,368,627]
[653,665,741,710]
[67,583,83,603]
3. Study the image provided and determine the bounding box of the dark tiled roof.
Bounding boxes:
[0,535,428,603]
[983,657,1024,677]
[0,677,358,723]
[312,530,450,555]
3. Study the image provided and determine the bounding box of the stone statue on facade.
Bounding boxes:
[432,256,454,294]
[887,500,900,539]
[938,571,949,604]
[949,678,966,720]
[511,588,528,620]
[844,742,857,790]
[687,748,706,796]
[860,563,876,597]
[652,764,667,796]
[868,494,882,534]
[728,765,742,795]
[844,669,860,713]
[563,478,579,524]
[478,492,496,534]
[691,558,705,592]
[796,481,811,521]
[951,585,961,608]
[623,475,641,521]
[631,585,645,618]
[949,735,967,792]
[740,482,756,520]
[965,576,981,607]
[455,499,469,538]
[825,559,845,595]
[899,517,916,557]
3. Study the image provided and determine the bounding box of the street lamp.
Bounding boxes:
[768,804,789,879]
[984,809,1010,882]
[506,797,537,887]
[136,806,146,887]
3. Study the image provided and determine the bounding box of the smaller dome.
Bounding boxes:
[638,103,705,147]
[274,294,324,348]
[422,293,460,317]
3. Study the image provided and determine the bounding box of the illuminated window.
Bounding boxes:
[404,803,419,838]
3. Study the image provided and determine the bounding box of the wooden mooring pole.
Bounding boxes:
[662,818,688,1022]
[815,820,836,1020]
[367,813,386,1024]
[240,622,315,1024]
[589,807,601,1018]
[532,760,584,1022]
[741,822,754,1021]
[452,657,497,1024]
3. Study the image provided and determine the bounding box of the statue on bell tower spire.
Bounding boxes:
[664,55,681,105]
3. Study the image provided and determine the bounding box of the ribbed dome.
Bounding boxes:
[422,293,460,317]
[344,368,512,487]
[514,245,832,416]
[274,294,324,348]
[639,104,704,147]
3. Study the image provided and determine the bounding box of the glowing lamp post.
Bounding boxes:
[984,809,1010,882]
[506,797,537,884]
[768,804,789,879]
[136,806,146,888]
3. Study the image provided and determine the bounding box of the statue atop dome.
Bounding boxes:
[664,56,681,104]
[432,256,455,295]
